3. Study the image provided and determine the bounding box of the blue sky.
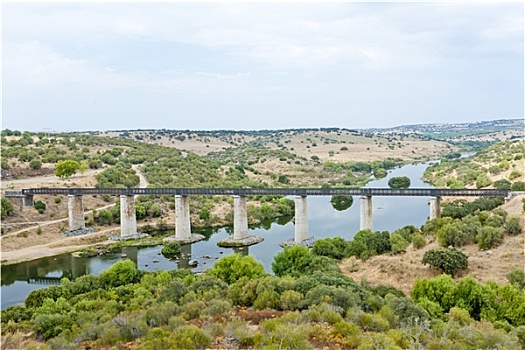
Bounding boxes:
[2,2,523,132]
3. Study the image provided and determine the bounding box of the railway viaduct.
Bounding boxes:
[5,188,511,247]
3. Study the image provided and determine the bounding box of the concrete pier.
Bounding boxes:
[67,195,85,231]
[163,195,204,244]
[217,195,263,247]
[233,195,248,240]
[429,196,441,220]
[120,195,137,237]
[360,196,373,231]
[175,195,191,240]
[294,196,309,242]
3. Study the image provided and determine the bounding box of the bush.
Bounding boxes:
[99,260,140,288]
[421,248,468,277]
[34,200,46,212]
[272,245,312,277]
[390,233,409,254]
[507,269,525,290]
[412,233,426,249]
[509,170,523,181]
[161,241,181,256]
[312,237,347,260]
[476,226,503,250]
[29,158,42,169]
[511,181,525,191]
[494,179,512,190]
[1,197,14,219]
[207,254,265,284]
[505,216,523,235]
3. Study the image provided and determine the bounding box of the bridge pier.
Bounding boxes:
[120,195,137,237]
[360,196,373,231]
[294,196,309,242]
[164,195,204,244]
[68,195,85,231]
[429,196,441,220]
[175,195,191,240]
[218,195,263,247]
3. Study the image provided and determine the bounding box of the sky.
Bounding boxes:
[2,1,524,132]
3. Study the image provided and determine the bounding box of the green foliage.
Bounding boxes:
[207,253,265,284]
[494,179,512,190]
[277,174,290,184]
[55,159,80,178]
[29,158,43,169]
[390,233,409,254]
[99,260,140,288]
[1,197,14,219]
[421,248,468,277]
[511,181,525,191]
[311,237,347,260]
[272,245,312,277]
[509,169,523,180]
[96,163,140,188]
[441,197,505,219]
[388,176,411,189]
[161,241,181,256]
[436,220,472,248]
[476,226,503,249]
[506,269,525,290]
[34,200,46,214]
[411,233,426,249]
[505,216,523,235]
[330,195,353,211]
[475,173,492,188]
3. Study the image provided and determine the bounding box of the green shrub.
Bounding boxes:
[161,241,181,256]
[1,197,14,219]
[507,269,525,290]
[509,170,523,181]
[412,233,426,249]
[494,179,512,190]
[280,290,303,310]
[390,233,409,254]
[99,260,140,288]
[511,181,525,191]
[476,226,503,250]
[421,248,468,277]
[505,216,523,235]
[207,253,265,284]
[34,200,46,212]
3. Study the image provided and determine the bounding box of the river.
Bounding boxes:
[1,162,435,309]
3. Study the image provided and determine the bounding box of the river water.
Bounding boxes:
[1,162,435,309]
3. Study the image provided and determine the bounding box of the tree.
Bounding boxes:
[476,226,503,250]
[78,160,89,174]
[1,197,14,219]
[55,160,80,178]
[29,158,42,170]
[388,176,410,189]
[272,246,312,277]
[421,248,468,277]
[505,216,523,236]
[207,254,265,284]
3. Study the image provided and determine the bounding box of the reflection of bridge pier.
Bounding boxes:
[121,246,139,266]
[177,243,193,269]
[232,246,249,256]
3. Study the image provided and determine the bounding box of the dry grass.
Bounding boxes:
[339,195,525,295]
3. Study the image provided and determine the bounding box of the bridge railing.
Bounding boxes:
[19,187,510,197]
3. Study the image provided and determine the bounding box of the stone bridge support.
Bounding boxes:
[120,195,137,237]
[68,195,85,231]
[217,195,263,247]
[294,196,309,242]
[429,196,441,220]
[360,196,373,231]
[175,195,191,240]
[233,195,248,240]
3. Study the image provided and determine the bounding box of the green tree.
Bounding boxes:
[390,233,409,254]
[29,158,42,170]
[161,241,181,257]
[272,246,312,277]
[476,226,503,250]
[421,248,468,277]
[0,197,14,219]
[207,254,265,284]
[78,160,89,174]
[55,160,80,178]
[505,216,523,235]
[99,260,140,288]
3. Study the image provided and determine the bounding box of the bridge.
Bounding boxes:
[6,187,511,247]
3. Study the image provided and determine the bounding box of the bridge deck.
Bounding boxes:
[19,187,510,197]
